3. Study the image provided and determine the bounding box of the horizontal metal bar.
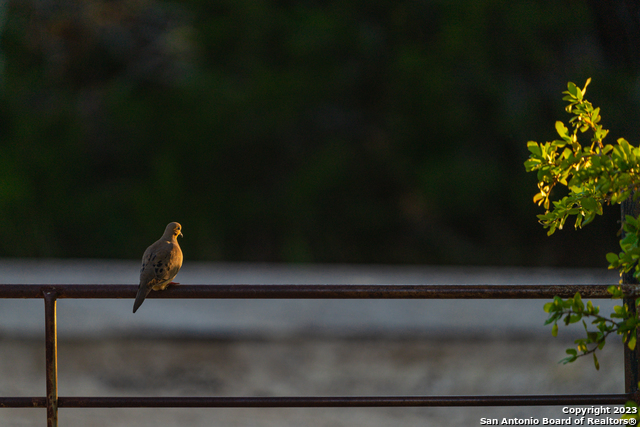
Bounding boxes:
[0,284,632,299]
[0,397,46,408]
[0,394,632,408]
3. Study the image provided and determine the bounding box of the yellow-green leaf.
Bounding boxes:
[555,121,569,139]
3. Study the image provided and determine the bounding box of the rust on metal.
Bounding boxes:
[0,283,635,299]
[43,291,58,427]
[0,394,631,409]
[55,394,631,408]
[0,397,46,407]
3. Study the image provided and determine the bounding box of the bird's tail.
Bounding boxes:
[133,285,152,313]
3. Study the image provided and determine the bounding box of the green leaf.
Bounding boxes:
[593,352,599,370]
[527,141,541,156]
[552,323,558,337]
[524,159,541,170]
[581,197,597,212]
[545,312,561,325]
[606,252,619,264]
[569,313,582,324]
[625,215,639,228]
[555,121,569,139]
[573,292,583,307]
[581,213,596,227]
[608,285,625,299]
[571,293,584,313]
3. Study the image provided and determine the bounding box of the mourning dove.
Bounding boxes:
[133,222,183,313]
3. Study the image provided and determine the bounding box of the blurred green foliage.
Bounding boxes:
[0,0,637,264]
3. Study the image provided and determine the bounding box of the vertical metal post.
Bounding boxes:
[44,291,58,427]
[622,199,640,402]
[624,296,639,397]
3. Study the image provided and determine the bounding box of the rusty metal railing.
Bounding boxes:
[0,283,638,427]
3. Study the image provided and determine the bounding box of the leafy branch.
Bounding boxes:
[543,287,639,369]
[525,79,640,369]
[525,78,640,239]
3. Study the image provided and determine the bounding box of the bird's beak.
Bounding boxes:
[179,231,184,238]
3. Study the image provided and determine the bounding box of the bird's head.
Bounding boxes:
[164,222,183,239]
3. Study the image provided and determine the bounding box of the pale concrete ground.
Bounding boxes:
[0,259,630,426]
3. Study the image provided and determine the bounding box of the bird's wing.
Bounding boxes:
[139,239,178,288]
